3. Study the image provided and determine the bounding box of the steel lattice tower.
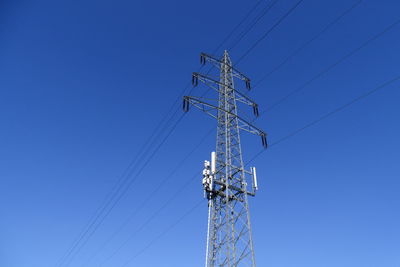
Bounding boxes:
[183,51,267,267]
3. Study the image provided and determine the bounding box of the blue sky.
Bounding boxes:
[1,0,400,266]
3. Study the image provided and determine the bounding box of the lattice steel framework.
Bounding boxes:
[183,51,267,267]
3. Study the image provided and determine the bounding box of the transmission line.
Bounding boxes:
[253,0,363,88]
[56,103,183,267]
[100,172,199,266]
[57,113,186,267]
[236,0,305,65]
[246,74,400,166]
[214,0,265,54]
[121,199,204,267]
[80,129,212,266]
[257,16,400,116]
[229,0,280,51]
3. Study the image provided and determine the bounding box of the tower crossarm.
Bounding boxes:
[199,52,251,89]
[192,72,259,116]
[183,96,267,147]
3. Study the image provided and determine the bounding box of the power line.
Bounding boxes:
[246,73,400,166]
[100,172,199,266]
[121,199,204,267]
[57,63,195,267]
[56,108,182,267]
[229,0,280,51]
[60,93,191,267]
[213,0,265,54]
[58,113,187,267]
[79,70,216,267]
[236,0,305,65]
[253,0,363,88]
[80,128,212,266]
[258,15,400,115]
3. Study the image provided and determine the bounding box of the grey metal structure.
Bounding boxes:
[183,51,267,267]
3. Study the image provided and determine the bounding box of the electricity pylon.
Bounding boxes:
[183,50,267,267]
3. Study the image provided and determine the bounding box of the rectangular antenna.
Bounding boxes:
[211,152,216,174]
[252,167,258,191]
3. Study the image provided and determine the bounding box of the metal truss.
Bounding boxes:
[183,51,267,267]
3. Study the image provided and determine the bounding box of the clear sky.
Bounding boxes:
[1,0,400,266]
